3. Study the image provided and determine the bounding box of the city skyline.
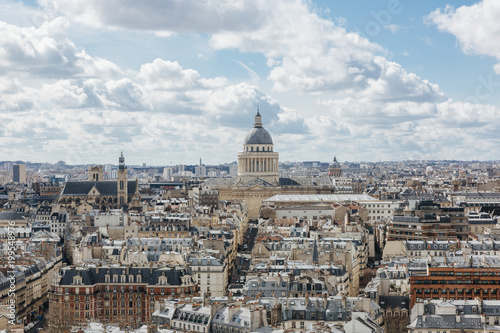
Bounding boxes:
[1,0,500,165]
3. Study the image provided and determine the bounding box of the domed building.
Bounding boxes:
[214,110,339,219]
[328,156,342,178]
[235,110,280,186]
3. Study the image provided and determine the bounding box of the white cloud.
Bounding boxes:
[427,0,500,73]
[385,24,401,33]
[0,0,499,163]
[209,1,442,105]
[0,18,122,78]
[39,0,268,34]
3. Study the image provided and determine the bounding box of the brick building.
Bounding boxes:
[49,266,198,329]
[410,265,500,308]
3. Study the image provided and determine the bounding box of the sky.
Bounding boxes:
[1,0,500,165]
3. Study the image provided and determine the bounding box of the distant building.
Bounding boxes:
[58,153,140,211]
[387,200,467,241]
[216,110,337,219]
[235,110,279,186]
[303,161,321,169]
[13,164,26,184]
[163,167,174,181]
[33,182,63,196]
[195,165,206,177]
[88,165,104,181]
[328,157,342,178]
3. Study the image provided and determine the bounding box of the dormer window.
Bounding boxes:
[159,275,168,285]
[73,275,83,285]
[113,275,118,283]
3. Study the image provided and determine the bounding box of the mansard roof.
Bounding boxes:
[58,266,190,286]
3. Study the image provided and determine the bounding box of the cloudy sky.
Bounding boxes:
[1,0,500,165]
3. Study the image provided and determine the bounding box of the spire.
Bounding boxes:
[119,152,126,170]
[312,238,319,264]
[254,108,262,128]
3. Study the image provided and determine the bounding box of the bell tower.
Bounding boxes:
[117,152,128,207]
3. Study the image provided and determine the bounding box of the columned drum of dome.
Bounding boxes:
[329,156,343,178]
[236,110,280,186]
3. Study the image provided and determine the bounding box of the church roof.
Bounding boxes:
[61,181,137,196]
[244,126,273,145]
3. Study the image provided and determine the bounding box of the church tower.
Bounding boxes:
[88,165,103,181]
[236,110,279,186]
[117,152,128,207]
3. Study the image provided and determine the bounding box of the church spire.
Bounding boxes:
[254,108,262,128]
[119,152,126,170]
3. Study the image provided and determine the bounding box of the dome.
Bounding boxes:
[243,110,273,145]
[244,127,273,145]
[329,156,341,168]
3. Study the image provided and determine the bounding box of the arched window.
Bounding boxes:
[251,147,253,152]
[256,147,259,152]
[120,180,124,190]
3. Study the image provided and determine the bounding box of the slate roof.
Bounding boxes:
[189,256,223,266]
[213,306,252,328]
[279,178,301,186]
[0,211,25,221]
[58,266,191,286]
[61,181,137,196]
[242,178,273,187]
[409,314,483,330]
[405,240,454,251]
[378,296,409,310]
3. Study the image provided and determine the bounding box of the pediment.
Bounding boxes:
[245,184,269,191]
[88,185,101,196]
